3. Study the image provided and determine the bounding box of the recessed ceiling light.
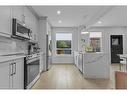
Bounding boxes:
[57,10,61,15]
[98,21,102,24]
[58,20,62,23]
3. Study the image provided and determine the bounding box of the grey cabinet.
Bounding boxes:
[73,52,83,73]
[24,7,39,42]
[11,58,24,89]
[0,6,11,35]
[78,53,83,73]
[12,6,24,22]
[0,61,11,89]
[0,58,24,89]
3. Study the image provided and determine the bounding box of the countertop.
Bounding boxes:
[74,51,106,54]
[0,51,27,63]
[0,55,26,63]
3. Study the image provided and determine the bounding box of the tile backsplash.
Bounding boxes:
[0,36,28,54]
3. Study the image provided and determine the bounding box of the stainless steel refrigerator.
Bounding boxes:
[46,34,52,70]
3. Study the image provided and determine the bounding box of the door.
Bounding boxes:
[12,58,24,89]
[0,61,10,89]
[110,35,123,63]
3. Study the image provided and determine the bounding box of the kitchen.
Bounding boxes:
[0,6,50,89]
[0,5,127,90]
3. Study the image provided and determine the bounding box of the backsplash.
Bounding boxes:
[0,36,28,54]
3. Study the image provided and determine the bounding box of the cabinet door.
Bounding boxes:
[0,61,10,89]
[12,6,24,22]
[24,7,32,27]
[0,6,11,35]
[78,54,83,72]
[12,58,24,89]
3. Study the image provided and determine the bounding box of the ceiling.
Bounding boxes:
[32,6,113,27]
[32,6,127,27]
[92,6,127,27]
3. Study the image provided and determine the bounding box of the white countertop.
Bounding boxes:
[117,54,127,58]
[74,51,106,54]
[0,55,26,63]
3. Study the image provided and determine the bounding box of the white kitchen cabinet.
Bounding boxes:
[73,51,83,73]
[11,58,24,89]
[78,53,83,73]
[23,7,32,28]
[12,6,24,22]
[0,6,11,35]
[0,58,24,89]
[24,7,38,42]
[30,14,38,42]
[74,51,79,67]
[0,61,11,89]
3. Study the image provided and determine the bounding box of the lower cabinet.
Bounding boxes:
[0,61,10,89]
[78,53,83,73]
[0,58,24,89]
[73,52,83,73]
[11,58,24,89]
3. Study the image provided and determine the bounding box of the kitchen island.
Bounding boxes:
[73,51,110,79]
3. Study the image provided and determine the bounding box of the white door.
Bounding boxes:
[12,58,24,89]
[0,6,11,35]
[0,61,10,89]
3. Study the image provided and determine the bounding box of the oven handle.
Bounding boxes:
[27,57,40,64]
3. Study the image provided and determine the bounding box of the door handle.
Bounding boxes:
[13,62,16,75]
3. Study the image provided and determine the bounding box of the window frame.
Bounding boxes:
[55,32,73,56]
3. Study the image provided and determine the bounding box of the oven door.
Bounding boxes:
[27,57,40,89]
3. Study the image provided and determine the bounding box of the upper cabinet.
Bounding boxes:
[24,7,39,42]
[12,6,24,22]
[0,6,39,41]
[23,7,32,28]
[0,6,11,35]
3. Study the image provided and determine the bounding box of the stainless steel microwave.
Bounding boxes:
[12,18,31,40]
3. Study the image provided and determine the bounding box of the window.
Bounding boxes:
[89,32,102,52]
[56,33,72,55]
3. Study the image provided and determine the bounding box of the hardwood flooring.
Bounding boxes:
[32,64,121,89]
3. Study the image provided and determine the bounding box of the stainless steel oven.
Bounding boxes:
[24,54,40,89]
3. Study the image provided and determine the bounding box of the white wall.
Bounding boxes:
[88,27,127,63]
[51,27,78,64]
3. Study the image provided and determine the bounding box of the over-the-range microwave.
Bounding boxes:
[12,18,31,40]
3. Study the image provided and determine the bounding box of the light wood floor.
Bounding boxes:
[32,64,123,89]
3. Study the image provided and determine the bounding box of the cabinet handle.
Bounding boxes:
[13,62,16,75]
[10,63,13,76]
